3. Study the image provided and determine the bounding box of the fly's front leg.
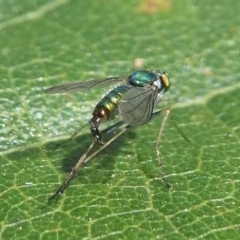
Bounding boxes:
[90,116,104,145]
[153,106,190,190]
[155,108,172,190]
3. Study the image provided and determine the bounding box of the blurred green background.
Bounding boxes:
[0,0,239,239]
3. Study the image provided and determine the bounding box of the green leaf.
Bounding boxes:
[1,0,239,239]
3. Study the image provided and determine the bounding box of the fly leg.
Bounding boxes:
[154,108,172,190]
[152,108,190,191]
[47,140,96,202]
[47,122,130,202]
[90,116,104,145]
[82,124,130,165]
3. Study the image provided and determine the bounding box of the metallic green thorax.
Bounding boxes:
[93,85,132,120]
[129,70,159,87]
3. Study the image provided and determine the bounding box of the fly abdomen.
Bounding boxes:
[90,84,132,144]
[93,85,132,120]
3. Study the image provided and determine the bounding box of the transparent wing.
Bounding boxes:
[119,86,159,126]
[45,76,127,94]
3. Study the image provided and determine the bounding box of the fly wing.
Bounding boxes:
[119,86,158,126]
[45,76,127,94]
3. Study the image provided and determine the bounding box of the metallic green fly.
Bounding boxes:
[45,69,185,202]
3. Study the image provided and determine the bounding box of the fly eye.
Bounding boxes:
[161,74,170,91]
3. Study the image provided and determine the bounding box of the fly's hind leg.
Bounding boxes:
[47,140,96,202]
[90,116,104,145]
[47,122,130,202]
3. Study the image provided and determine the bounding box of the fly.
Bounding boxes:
[45,69,183,202]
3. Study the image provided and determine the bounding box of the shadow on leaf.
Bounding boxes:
[44,127,137,185]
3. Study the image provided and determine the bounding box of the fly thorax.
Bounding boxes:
[128,70,158,87]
